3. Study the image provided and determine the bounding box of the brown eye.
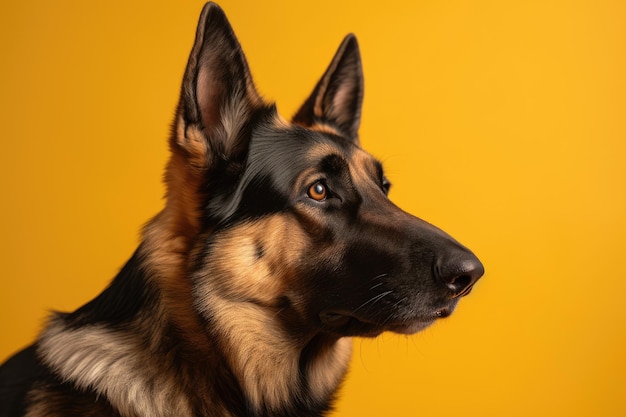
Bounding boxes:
[307,182,327,201]
[382,177,391,195]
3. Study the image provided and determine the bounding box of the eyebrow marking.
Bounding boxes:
[349,148,383,186]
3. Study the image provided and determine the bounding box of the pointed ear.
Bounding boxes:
[292,34,364,141]
[174,2,263,165]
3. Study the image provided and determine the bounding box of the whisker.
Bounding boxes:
[378,297,408,327]
[369,273,388,282]
[353,291,393,313]
[391,296,408,309]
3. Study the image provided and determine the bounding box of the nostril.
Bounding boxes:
[437,254,484,298]
[449,274,473,297]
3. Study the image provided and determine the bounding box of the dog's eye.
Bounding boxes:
[382,177,391,195]
[307,182,328,201]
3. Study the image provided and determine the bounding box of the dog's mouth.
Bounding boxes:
[319,306,455,338]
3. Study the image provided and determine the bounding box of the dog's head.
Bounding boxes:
[160,3,483,340]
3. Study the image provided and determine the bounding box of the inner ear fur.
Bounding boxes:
[172,2,265,170]
[292,34,364,142]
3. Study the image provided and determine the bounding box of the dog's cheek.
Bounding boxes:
[194,215,311,307]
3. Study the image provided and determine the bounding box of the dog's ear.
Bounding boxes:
[174,2,263,167]
[292,34,364,141]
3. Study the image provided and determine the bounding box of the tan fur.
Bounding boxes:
[206,297,302,410]
[38,316,194,417]
[272,112,291,129]
[140,119,212,351]
[303,142,342,168]
[308,123,342,136]
[307,337,353,403]
[22,390,51,417]
[204,219,292,304]
[348,148,381,189]
[195,293,352,413]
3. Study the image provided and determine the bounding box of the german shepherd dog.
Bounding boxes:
[0,3,484,416]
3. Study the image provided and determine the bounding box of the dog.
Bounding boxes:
[0,3,484,416]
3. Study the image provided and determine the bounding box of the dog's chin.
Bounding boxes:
[319,306,455,338]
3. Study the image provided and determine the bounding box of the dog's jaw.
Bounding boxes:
[318,299,459,337]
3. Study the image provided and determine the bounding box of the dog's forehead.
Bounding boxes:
[248,112,382,189]
[291,114,378,167]
[303,139,381,179]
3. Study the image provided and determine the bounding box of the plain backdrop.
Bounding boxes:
[1,1,625,416]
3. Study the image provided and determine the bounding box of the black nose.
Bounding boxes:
[436,250,484,298]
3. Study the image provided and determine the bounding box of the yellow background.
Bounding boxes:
[1,1,625,416]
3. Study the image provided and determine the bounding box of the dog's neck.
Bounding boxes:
[146,209,353,415]
[197,290,353,415]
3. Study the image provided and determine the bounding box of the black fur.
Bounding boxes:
[64,249,156,329]
[0,346,40,416]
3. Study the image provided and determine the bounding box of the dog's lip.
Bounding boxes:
[318,311,387,337]
[319,309,448,336]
